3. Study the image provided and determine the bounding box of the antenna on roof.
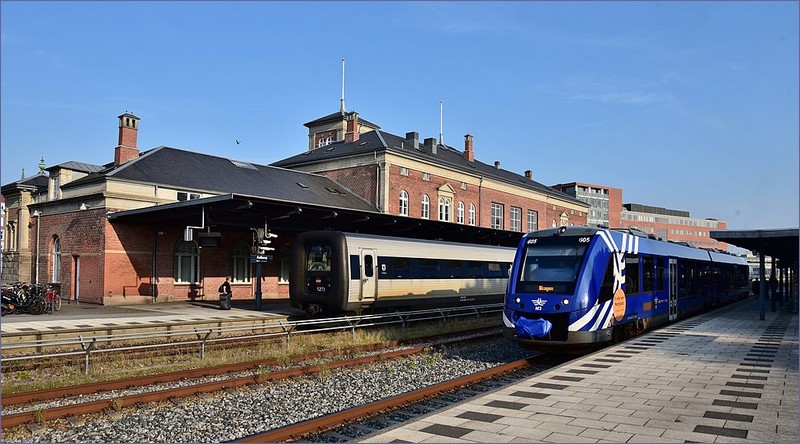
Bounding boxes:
[439,100,444,145]
[340,58,346,113]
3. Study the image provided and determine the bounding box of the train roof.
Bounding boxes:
[525,226,747,265]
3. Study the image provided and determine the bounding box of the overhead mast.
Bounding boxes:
[439,100,444,145]
[340,58,346,113]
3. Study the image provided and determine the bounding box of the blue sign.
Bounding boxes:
[250,254,273,264]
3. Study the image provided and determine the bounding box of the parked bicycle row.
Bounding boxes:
[1,282,61,316]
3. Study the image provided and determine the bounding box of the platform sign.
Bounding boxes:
[250,254,273,264]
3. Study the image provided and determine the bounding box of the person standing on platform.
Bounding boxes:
[219,276,232,310]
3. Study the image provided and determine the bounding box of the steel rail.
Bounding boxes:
[0,345,433,429]
[1,304,502,364]
[236,354,547,443]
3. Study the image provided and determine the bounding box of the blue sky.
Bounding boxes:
[2,1,798,231]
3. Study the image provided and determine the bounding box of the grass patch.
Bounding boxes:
[1,314,500,394]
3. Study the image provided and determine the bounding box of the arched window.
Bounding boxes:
[469,204,476,226]
[51,236,61,283]
[421,194,430,219]
[231,241,251,283]
[457,202,465,224]
[438,198,451,222]
[399,190,409,216]
[552,219,557,228]
[174,240,199,284]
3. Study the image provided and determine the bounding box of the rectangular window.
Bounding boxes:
[232,256,252,283]
[510,207,521,232]
[625,255,639,294]
[491,203,503,229]
[642,256,654,293]
[526,209,537,231]
[655,257,664,292]
[460,182,467,190]
[422,172,430,181]
[400,167,409,176]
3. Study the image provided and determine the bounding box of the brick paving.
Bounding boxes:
[361,298,798,443]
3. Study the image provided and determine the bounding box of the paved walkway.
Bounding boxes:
[0,300,305,337]
[361,298,798,443]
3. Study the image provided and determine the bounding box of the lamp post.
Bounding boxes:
[32,210,41,285]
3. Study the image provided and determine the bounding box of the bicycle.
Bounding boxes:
[42,284,61,312]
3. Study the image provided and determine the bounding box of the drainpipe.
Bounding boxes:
[33,210,41,285]
[478,176,484,227]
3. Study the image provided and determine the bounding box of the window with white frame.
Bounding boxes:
[422,172,430,181]
[399,190,409,216]
[421,194,430,219]
[51,236,61,283]
[400,167,409,176]
[457,202,465,224]
[279,245,291,284]
[527,210,538,232]
[174,240,199,284]
[438,198,451,222]
[491,203,503,229]
[510,207,521,232]
[469,203,476,226]
[231,241,252,283]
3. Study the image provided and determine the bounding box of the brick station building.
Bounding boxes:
[1,110,587,305]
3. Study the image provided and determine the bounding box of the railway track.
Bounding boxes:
[236,356,549,443]
[1,335,546,443]
[1,330,500,429]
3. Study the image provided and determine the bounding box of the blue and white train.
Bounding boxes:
[503,226,749,350]
[290,231,515,315]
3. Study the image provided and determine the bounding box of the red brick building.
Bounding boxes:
[3,110,586,305]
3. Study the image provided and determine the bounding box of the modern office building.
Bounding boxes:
[551,182,622,228]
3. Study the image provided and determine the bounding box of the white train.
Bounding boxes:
[289,231,516,315]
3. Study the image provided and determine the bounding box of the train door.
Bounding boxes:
[668,259,678,321]
[360,249,377,301]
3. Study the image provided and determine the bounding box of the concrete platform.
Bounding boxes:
[0,299,306,342]
[361,298,799,443]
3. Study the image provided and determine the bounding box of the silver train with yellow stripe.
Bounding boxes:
[503,226,749,351]
[290,231,515,315]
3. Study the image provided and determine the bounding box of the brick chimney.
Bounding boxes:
[344,111,359,143]
[464,134,474,162]
[405,131,419,150]
[525,170,533,180]
[114,113,140,166]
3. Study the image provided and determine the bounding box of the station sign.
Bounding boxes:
[250,254,274,264]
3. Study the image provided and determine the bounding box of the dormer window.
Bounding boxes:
[177,191,200,201]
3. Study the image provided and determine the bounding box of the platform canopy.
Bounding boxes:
[711,228,799,264]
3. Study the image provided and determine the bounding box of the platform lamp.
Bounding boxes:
[32,210,41,285]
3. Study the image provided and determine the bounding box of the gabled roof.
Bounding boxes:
[62,146,377,212]
[303,110,380,129]
[272,129,587,207]
[1,173,49,194]
[46,161,106,174]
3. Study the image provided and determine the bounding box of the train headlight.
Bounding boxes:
[562,298,570,305]
[514,297,521,304]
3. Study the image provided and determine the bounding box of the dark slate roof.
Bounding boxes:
[46,161,106,173]
[272,129,587,207]
[1,173,49,193]
[303,110,380,129]
[63,147,377,212]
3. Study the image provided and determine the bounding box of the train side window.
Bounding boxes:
[487,262,503,278]
[388,257,411,279]
[598,256,615,303]
[442,260,462,278]
[363,255,374,278]
[350,255,359,280]
[625,254,639,294]
[642,256,654,293]
[465,261,482,278]
[655,258,665,292]
[419,259,437,278]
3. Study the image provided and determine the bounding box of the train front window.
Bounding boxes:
[517,236,589,293]
[307,244,332,272]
